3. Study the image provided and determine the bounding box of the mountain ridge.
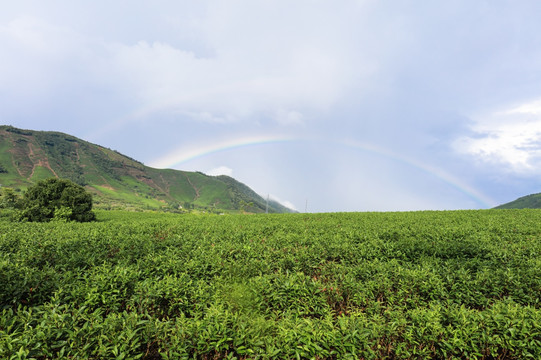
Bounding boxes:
[494,193,541,210]
[0,125,295,213]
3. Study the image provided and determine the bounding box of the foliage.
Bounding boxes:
[1,209,541,358]
[18,178,95,222]
[0,187,23,220]
[496,193,541,209]
[216,175,295,213]
[239,200,255,213]
[3,125,33,135]
[34,132,87,185]
[0,187,22,209]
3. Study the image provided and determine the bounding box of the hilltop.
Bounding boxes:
[494,193,541,210]
[0,125,294,213]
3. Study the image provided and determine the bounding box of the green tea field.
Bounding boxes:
[1,210,541,359]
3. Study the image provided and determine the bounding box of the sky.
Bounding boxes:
[2,1,541,212]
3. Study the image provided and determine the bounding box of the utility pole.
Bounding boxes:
[266,194,269,214]
[305,199,308,213]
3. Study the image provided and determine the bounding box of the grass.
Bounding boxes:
[29,166,56,182]
[92,184,166,209]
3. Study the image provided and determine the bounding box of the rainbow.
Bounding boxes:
[338,139,496,208]
[148,135,496,208]
[149,134,296,169]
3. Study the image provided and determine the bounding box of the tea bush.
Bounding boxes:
[1,209,541,358]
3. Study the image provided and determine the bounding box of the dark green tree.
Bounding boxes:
[20,178,96,222]
[0,187,22,209]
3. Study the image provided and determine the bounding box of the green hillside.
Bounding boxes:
[0,125,294,213]
[495,193,541,209]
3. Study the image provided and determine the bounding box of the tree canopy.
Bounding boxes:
[20,178,96,222]
[0,187,21,209]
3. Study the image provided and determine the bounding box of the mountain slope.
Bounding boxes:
[495,193,541,209]
[0,125,295,213]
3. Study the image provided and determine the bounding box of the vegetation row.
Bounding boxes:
[1,209,541,359]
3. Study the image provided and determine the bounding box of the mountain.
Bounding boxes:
[494,193,541,209]
[0,125,295,213]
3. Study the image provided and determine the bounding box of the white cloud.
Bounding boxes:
[269,194,298,212]
[274,110,305,126]
[8,1,389,127]
[206,166,233,177]
[502,99,541,116]
[0,16,81,95]
[0,4,362,127]
[454,98,541,173]
[0,1,477,131]
[105,36,351,124]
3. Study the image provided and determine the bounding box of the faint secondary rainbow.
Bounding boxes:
[149,135,496,208]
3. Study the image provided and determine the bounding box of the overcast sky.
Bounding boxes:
[2,1,541,212]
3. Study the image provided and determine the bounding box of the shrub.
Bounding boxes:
[19,178,96,222]
[0,187,22,209]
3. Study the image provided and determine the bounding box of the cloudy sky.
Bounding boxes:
[2,1,541,212]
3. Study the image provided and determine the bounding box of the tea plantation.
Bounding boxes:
[1,210,541,359]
